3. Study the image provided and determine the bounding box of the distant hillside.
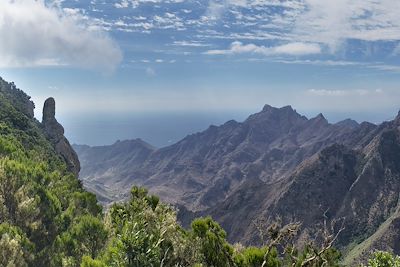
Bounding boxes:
[74,139,155,204]
[76,104,400,262]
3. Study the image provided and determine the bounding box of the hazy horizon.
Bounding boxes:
[58,108,397,148]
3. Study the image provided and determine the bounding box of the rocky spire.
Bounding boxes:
[43,97,56,122]
[42,97,64,139]
[42,97,80,176]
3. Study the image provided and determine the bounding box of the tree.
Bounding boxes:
[191,216,234,267]
[103,186,185,267]
[71,215,108,259]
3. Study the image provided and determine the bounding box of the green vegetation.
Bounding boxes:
[84,186,343,267]
[0,77,398,266]
[367,251,400,267]
[0,78,102,266]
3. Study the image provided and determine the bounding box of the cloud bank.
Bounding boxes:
[0,0,122,71]
[199,0,400,58]
[205,41,321,56]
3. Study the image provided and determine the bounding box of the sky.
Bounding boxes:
[1,0,400,146]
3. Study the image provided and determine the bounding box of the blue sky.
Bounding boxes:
[1,0,400,145]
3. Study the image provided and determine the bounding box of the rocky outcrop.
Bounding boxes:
[42,97,80,176]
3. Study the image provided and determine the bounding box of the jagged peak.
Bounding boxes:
[309,113,328,124]
[262,104,294,113]
[259,104,299,116]
[247,104,306,124]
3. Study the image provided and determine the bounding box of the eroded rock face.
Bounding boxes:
[42,97,80,176]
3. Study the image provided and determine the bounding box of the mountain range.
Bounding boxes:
[74,104,400,264]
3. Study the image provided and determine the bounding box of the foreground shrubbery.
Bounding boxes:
[82,186,400,267]
[79,185,342,267]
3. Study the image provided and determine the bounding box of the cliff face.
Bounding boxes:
[42,97,80,176]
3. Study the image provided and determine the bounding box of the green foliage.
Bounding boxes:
[367,251,400,267]
[102,186,196,267]
[71,215,108,259]
[191,216,234,267]
[80,256,106,267]
[234,246,281,267]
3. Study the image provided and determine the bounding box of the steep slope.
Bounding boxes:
[0,77,103,266]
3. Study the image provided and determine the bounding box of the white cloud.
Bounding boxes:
[205,1,226,20]
[294,0,400,51]
[200,0,400,56]
[172,41,211,47]
[0,0,122,71]
[205,41,321,56]
[272,42,321,55]
[114,0,185,9]
[114,0,129,8]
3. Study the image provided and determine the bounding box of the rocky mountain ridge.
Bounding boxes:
[75,105,371,208]
[75,105,400,263]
